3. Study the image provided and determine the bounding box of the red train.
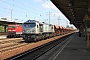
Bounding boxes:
[7,24,22,38]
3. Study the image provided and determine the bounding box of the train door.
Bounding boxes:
[39,24,43,32]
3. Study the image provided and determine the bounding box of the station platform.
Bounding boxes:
[0,35,6,39]
[37,32,90,60]
[53,33,90,60]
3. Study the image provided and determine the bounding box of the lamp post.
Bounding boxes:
[47,11,51,24]
[11,9,12,21]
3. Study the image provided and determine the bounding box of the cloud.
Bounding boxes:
[5,5,12,10]
[42,1,58,11]
[41,1,66,18]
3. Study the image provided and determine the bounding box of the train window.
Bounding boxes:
[37,25,38,28]
[51,26,53,29]
[23,23,36,28]
[8,26,15,28]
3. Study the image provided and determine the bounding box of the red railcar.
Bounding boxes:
[54,25,60,36]
[59,26,63,35]
[7,24,22,38]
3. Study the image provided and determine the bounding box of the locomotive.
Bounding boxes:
[7,24,22,38]
[22,20,54,42]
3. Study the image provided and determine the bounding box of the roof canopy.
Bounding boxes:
[51,0,90,28]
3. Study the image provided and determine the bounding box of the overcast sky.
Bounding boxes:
[0,0,76,28]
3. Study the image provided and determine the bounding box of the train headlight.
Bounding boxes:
[27,30,31,33]
[12,30,16,31]
[8,30,11,31]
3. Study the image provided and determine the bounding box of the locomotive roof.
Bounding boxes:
[24,20,36,23]
[24,20,54,26]
[24,20,43,24]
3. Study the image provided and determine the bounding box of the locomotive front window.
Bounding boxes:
[23,23,36,28]
[8,26,15,28]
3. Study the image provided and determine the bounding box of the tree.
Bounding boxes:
[71,26,73,29]
[1,18,7,20]
[66,25,70,28]
[0,26,4,32]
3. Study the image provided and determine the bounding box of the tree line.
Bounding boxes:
[0,26,8,32]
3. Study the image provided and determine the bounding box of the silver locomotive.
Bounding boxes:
[22,20,54,42]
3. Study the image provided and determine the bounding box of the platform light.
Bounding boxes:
[73,15,74,17]
[88,5,90,12]
[68,1,73,6]
[72,12,74,14]
[70,9,73,11]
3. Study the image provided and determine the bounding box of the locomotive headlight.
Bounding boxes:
[12,30,15,31]
[8,30,11,31]
[27,30,31,33]
[27,30,29,33]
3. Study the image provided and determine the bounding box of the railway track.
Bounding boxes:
[6,33,73,60]
[0,38,22,41]
[0,33,74,60]
[0,38,27,53]
[0,42,27,52]
[0,38,7,40]
[0,38,23,44]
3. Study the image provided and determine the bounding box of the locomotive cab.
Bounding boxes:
[22,20,54,42]
[22,20,44,42]
[7,24,22,38]
[22,20,44,34]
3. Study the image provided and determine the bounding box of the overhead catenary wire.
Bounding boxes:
[0,0,59,19]
[12,0,42,17]
[42,0,60,14]
[0,0,43,21]
[0,6,27,17]
[42,0,68,20]
[0,0,40,15]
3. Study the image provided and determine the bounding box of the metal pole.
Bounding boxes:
[11,9,12,21]
[58,17,61,26]
[49,11,50,24]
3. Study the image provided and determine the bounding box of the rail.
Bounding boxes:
[0,32,8,35]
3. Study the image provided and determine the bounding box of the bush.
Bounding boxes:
[0,26,8,32]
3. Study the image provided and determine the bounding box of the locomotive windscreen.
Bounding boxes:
[23,23,36,28]
[8,25,16,28]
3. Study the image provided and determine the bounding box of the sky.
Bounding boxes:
[0,0,76,29]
